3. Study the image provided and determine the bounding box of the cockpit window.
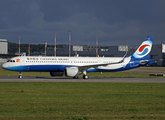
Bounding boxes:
[7,60,15,62]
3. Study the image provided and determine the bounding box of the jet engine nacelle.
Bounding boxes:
[50,71,63,77]
[64,67,79,77]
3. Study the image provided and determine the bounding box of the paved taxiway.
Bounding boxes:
[0,77,165,83]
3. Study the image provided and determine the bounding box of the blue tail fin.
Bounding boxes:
[132,36,154,59]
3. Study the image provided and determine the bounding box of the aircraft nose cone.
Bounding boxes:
[1,63,4,68]
[1,63,7,69]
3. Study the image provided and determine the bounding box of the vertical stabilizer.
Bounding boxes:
[132,36,154,59]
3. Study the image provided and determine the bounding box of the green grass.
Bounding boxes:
[0,82,165,119]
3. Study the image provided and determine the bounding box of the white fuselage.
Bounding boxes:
[1,36,154,79]
[2,56,132,72]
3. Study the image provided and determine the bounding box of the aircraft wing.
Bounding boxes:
[78,52,128,73]
[78,61,120,73]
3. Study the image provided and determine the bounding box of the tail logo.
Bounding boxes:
[137,44,150,56]
[133,40,152,58]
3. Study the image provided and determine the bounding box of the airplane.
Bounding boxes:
[1,36,155,79]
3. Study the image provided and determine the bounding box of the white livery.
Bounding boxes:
[2,36,155,79]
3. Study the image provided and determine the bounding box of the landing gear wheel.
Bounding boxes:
[18,75,22,79]
[83,75,89,79]
[18,72,23,79]
[83,71,88,79]
[73,76,79,79]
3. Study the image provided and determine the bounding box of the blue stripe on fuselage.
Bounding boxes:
[4,65,75,72]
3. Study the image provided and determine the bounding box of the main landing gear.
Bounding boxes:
[83,71,89,79]
[73,71,89,79]
[73,75,88,79]
[18,72,23,79]
[83,75,89,79]
[73,76,79,79]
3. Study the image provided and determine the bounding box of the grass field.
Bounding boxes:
[1,65,165,119]
[0,83,165,120]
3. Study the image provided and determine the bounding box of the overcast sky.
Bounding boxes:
[0,0,165,46]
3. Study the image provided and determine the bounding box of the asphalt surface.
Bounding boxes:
[0,76,165,83]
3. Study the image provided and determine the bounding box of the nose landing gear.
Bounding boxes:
[18,72,23,79]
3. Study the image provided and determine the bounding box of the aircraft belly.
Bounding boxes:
[5,65,72,72]
[25,65,65,72]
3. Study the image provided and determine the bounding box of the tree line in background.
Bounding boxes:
[8,42,66,54]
